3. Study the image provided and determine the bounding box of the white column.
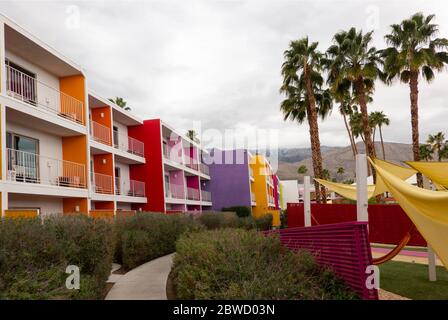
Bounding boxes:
[428,245,437,281]
[304,176,311,227]
[356,154,368,222]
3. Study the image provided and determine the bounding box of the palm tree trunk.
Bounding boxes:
[355,78,376,180]
[342,111,356,157]
[379,126,386,160]
[409,71,423,188]
[304,68,326,204]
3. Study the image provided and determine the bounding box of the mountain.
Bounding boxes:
[276,142,413,181]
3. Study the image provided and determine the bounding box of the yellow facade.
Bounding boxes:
[250,154,280,227]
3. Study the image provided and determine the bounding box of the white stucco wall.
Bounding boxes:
[8,193,63,216]
[281,180,300,205]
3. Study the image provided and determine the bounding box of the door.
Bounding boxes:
[115,167,121,195]
[113,126,119,148]
[164,174,170,197]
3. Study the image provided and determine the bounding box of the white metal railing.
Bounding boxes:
[90,120,111,145]
[187,187,200,201]
[6,65,84,124]
[268,194,275,205]
[185,154,198,171]
[201,190,211,202]
[115,177,145,197]
[166,183,184,199]
[91,172,113,194]
[200,163,210,176]
[163,143,183,163]
[113,130,144,157]
[6,148,86,188]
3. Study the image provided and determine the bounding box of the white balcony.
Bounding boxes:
[185,154,198,171]
[6,65,84,125]
[90,120,111,146]
[249,166,254,180]
[91,172,114,194]
[200,163,210,176]
[6,148,86,188]
[165,183,184,199]
[115,177,145,197]
[113,130,144,157]
[201,190,211,202]
[251,191,256,203]
[163,143,182,164]
[187,187,200,201]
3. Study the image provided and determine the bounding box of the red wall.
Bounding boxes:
[266,222,378,300]
[128,119,165,212]
[287,203,426,246]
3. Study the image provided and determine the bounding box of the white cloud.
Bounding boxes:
[1,0,448,148]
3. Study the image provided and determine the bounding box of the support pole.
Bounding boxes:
[356,154,368,222]
[304,176,311,227]
[428,245,437,282]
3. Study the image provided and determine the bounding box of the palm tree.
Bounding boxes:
[280,37,332,203]
[297,165,308,175]
[326,28,381,167]
[381,12,448,186]
[427,132,446,161]
[186,129,200,143]
[369,111,390,159]
[337,167,345,181]
[419,144,433,161]
[322,168,331,180]
[109,97,131,111]
[440,144,448,161]
[349,111,365,144]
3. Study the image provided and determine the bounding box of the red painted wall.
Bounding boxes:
[128,119,165,212]
[287,203,426,246]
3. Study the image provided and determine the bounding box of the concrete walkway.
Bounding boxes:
[106,253,174,300]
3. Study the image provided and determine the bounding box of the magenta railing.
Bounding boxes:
[265,222,378,300]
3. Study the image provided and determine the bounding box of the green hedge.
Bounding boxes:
[222,206,251,218]
[172,228,358,300]
[0,216,114,299]
[197,212,272,231]
[114,213,203,269]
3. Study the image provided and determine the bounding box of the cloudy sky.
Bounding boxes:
[1,0,448,149]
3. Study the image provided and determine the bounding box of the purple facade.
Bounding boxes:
[207,149,251,211]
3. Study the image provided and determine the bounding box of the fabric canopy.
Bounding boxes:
[406,161,448,190]
[371,160,448,268]
[315,158,417,201]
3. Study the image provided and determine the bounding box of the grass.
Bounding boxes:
[371,244,428,252]
[379,261,448,300]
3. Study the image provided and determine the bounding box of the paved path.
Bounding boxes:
[106,254,174,300]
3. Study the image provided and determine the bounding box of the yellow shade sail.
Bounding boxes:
[315,158,417,201]
[406,161,448,190]
[370,160,448,268]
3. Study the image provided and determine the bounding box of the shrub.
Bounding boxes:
[0,216,114,299]
[115,213,203,269]
[222,206,251,218]
[172,228,357,300]
[254,214,273,231]
[197,212,239,229]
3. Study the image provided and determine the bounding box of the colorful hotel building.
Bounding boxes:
[0,14,281,225]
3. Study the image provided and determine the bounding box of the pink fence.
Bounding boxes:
[267,222,378,300]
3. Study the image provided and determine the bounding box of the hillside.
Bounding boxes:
[277,142,413,181]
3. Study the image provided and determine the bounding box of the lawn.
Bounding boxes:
[379,261,448,300]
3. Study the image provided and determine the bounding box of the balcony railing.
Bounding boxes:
[115,177,145,197]
[91,172,114,194]
[6,148,86,188]
[185,155,198,171]
[200,163,210,176]
[90,120,111,145]
[251,192,256,203]
[163,143,183,163]
[268,194,275,205]
[166,183,184,199]
[113,130,144,157]
[6,65,84,125]
[187,187,200,201]
[201,190,211,202]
